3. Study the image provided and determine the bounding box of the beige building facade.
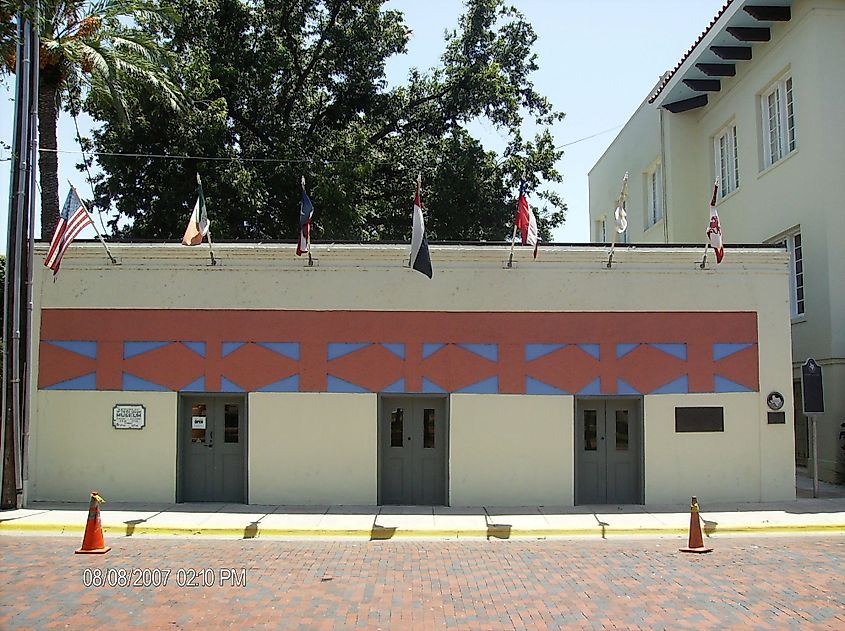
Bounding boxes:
[589,0,845,482]
[28,242,793,507]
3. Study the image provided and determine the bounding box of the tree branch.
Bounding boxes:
[281,0,343,127]
[367,85,451,145]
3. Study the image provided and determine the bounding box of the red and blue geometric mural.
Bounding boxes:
[38,310,759,395]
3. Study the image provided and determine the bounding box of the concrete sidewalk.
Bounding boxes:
[2,475,844,541]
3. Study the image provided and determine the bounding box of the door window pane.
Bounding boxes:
[190,403,207,443]
[423,409,436,449]
[390,408,404,447]
[615,410,629,451]
[584,410,597,451]
[224,404,239,443]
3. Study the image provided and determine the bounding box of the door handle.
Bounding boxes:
[207,429,213,448]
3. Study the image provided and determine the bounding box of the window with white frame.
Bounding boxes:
[646,166,663,227]
[761,76,796,168]
[714,124,739,196]
[776,230,804,317]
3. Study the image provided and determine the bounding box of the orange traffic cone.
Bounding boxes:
[75,491,111,554]
[679,496,712,553]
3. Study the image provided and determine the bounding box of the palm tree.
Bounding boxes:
[1,0,182,236]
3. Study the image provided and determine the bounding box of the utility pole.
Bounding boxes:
[2,2,38,509]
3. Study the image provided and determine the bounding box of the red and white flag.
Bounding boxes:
[44,187,94,275]
[516,187,539,258]
[706,179,724,263]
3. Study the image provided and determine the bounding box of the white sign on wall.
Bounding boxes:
[112,404,146,430]
[191,416,207,430]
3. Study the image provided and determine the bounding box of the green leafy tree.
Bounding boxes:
[92,0,565,242]
[1,0,183,236]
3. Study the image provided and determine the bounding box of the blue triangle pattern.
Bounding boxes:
[44,372,97,390]
[714,375,752,393]
[257,342,300,361]
[616,344,639,359]
[578,344,600,360]
[122,373,170,392]
[616,379,640,395]
[713,343,753,361]
[456,376,498,394]
[525,377,568,395]
[423,343,445,359]
[221,376,245,392]
[124,341,170,359]
[328,343,370,361]
[181,377,205,392]
[382,344,405,359]
[650,375,689,394]
[182,342,206,357]
[327,375,368,393]
[422,378,446,393]
[46,341,97,359]
[577,378,601,395]
[458,344,498,363]
[381,379,406,393]
[257,375,299,393]
[650,343,687,361]
[525,344,565,361]
[222,342,245,357]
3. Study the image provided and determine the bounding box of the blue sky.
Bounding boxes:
[0,0,725,249]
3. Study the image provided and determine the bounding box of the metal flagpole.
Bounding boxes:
[21,3,40,492]
[507,224,518,268]
[70,182,117,265]
[2,4,34,507]
[410,173,421,269]
[206,226,217,266]
[508,182,523,269]
[701,179,719,269]
[198,174,216,266]
[607,172,628,268]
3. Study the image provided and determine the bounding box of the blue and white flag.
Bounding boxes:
[297,178,314,256]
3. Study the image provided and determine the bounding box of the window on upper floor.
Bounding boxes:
[761,76,796,168]
[714,124,739,197]
[646,165,663,228]
[773,229,804,318]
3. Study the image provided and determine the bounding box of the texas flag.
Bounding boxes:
[516,186,538,258]
[706,179,724,264]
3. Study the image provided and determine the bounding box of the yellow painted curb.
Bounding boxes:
[1,522,843,538]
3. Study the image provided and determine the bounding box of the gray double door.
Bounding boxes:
[180,396,245,503]
[380,397,447,505]
[576,398,642,504]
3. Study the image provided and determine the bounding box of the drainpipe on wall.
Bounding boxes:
[659,107,669,244]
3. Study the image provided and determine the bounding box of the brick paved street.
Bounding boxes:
[1,535,843,630]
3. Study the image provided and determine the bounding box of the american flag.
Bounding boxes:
[44,187,93,275]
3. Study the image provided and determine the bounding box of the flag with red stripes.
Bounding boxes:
[515,187,539,258]
[44,187,94,275]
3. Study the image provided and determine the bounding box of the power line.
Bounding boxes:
[557,125,623,148]
[39,148,318,164]
[38,122,626,163]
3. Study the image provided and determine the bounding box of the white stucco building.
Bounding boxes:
[27,242,794,507]
[589,0,845,483]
